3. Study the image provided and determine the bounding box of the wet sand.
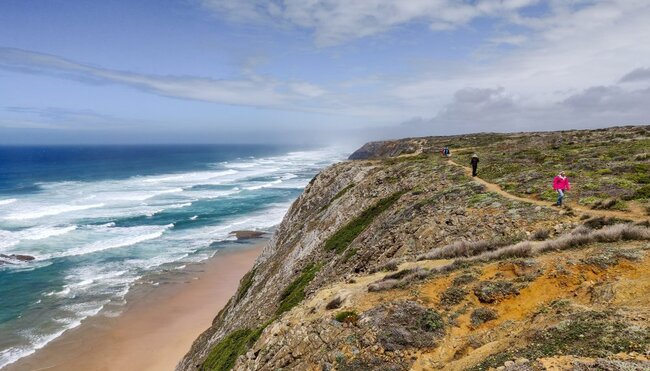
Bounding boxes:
[4,242,264,371]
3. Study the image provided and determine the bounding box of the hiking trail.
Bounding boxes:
[445,157,648,222]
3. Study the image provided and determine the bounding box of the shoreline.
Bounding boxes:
[3,241,265,371]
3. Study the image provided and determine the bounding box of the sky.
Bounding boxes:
[1,0,649,145]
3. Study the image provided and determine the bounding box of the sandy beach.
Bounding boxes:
[4,242,264,371]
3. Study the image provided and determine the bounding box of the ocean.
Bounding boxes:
[0,144,345,368]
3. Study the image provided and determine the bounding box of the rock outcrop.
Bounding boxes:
[178,126,650,371]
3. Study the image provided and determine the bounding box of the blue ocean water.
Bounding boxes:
[0,145,344,368]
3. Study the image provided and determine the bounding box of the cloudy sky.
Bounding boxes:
[1,0,649,144]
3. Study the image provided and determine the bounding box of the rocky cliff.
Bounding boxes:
[178,126,650,371]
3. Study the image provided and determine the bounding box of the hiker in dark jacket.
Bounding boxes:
[470,154,479,176]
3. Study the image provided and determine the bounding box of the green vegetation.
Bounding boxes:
[473,281,519,303]
[470,307,498,327]
[420,309,444,332]
[439,286,468,307]
[324,190,406,253]
[203,328,260,371]
[203,319,275,371]
[459,130,650,206]
[275,262,322,316]
[470,310,650,370]
[335,310,359,323]
[234,268,255,304]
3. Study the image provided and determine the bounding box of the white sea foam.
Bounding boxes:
[0,300,108,369]
[0,225,77,250]
[4,203,105,220]
[244,179,283,191]
[0,198,17,206]
[43,224,173,259]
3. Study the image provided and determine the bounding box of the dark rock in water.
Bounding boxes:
[230,230,266,240]
[0,254,36,262]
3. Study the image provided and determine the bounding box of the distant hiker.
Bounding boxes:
[470,154,479,176]
[439,147,445,157]
[553,171,571,206]
[444,147,450,157]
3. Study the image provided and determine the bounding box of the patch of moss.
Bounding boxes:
[324,190,406,253]
[275,262,322,316]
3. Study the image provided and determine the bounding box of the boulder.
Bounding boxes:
[0,254,36,262]
[230,230,267,240]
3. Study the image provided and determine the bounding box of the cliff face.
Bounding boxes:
[179,126,650,371]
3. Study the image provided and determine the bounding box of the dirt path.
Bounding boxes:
[446,158,648,222]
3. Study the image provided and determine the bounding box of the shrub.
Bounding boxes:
[532,229,550,241]
[384,268,416,280]
[473,281,519,303]
[452,273,477,286]
[470,307,498,327]
[325,191,406,253]
[417,239,507,261]
[368,279,402,292]
[276,263,321,316]
[440,287,468,307]
[371,259,400,273]
[631,184,650,199]
[335,310,359,324]
[464,224,650,263]
[420,309,444,332]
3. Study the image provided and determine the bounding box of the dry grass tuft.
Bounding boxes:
[417,240,506,261]
[369,224,649,292]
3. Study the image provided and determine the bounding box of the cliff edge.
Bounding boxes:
[178,126,650,371]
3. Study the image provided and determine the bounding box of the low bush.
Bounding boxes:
[532,229,550,241]
[335,310,359,324]
[417,239,507,261]
[470,307,498,327]
[440,287,468,307]
[473,281,519,303]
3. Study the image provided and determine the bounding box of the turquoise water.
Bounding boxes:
[0,145,344,367]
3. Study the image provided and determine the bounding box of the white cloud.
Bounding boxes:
[200,0,540,46]
[0,47,327,110]
[399,84,650,136]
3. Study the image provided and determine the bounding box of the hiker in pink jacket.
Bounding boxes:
[553,171,571,206]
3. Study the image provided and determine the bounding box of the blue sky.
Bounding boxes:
[1,0,649,144]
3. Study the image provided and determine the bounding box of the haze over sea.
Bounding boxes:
[0,145,344,368]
